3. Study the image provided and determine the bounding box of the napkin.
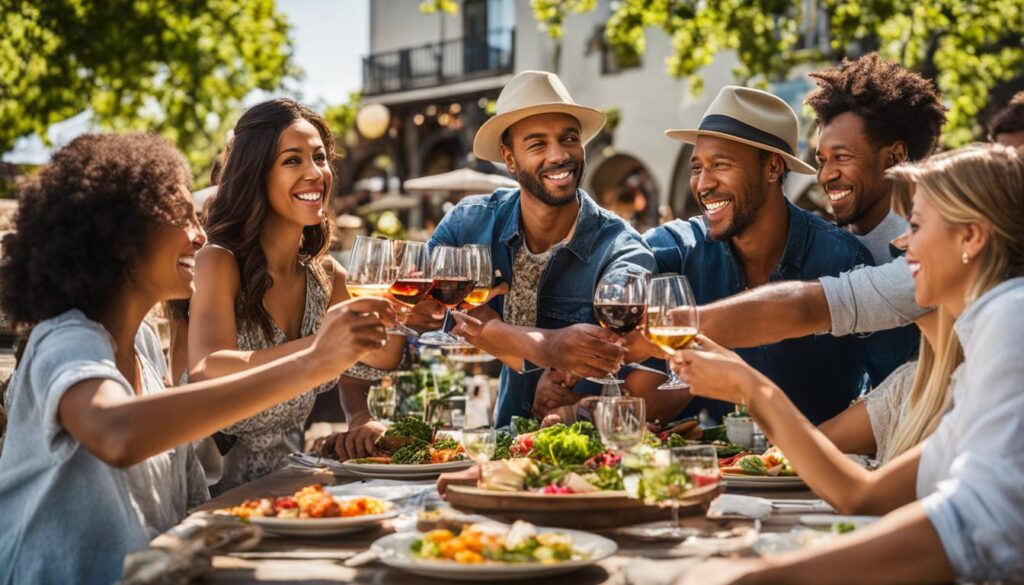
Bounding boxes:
[609,558,704,585]
[707,494,773,520]
[122,515,261,585]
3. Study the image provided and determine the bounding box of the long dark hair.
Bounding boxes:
[204,98,335,341]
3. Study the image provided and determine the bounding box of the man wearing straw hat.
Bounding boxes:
[625,86,875,426]
[431,70,655,428]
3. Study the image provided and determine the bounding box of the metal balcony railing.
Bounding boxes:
[362,28,515,96]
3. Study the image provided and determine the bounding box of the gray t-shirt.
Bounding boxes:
[0,310,205,583]
[857,210,908,265]
[863,360,917,464]
[819,256,930,335]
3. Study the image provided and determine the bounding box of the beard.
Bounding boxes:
[514,157,586,207]
[707,177,767,242]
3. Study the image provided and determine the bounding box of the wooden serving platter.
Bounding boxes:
[445,484,721,529]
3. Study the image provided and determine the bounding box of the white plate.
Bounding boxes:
[372,528,617,581]
[722,474,806,489]
[798,514,879,528]
[341,458,474,479]
[247,498,398,536]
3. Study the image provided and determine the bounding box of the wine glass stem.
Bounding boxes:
[672,502,680,527]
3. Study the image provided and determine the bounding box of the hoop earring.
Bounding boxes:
[961,251,970,265]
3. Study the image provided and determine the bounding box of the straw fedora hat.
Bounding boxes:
[473,70,606,162]
[665,86,816,175]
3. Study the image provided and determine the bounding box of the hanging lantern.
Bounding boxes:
[356,103,391,140]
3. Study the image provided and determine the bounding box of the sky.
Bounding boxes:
[4,0,370,164]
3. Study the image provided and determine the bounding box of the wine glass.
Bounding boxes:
[625,445,718,539]
[646,275,699,390]
[461,428,497,487]
[387,240,433,337]
[419,246,474,346]
[460,244,493,310]
[347,235,407,336]
[366,383,397,426]
[587,269,648,385]
[595,396,646,455]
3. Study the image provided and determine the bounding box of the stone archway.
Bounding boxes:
[668,143,701,222]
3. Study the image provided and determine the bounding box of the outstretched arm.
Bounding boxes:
[698,281,831,349]
[673,336,918,515]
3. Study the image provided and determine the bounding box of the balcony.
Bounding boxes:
[362,28,515,96]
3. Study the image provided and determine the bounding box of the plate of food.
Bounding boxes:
[325,417,474,479]
[443,422,718,528]
[215,484,397,536]
[719,448,806,489]
[371,520,617,581]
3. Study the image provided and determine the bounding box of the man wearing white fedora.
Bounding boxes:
[626,86,876,426]
[430,70,655,428]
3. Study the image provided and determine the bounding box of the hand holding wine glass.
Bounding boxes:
[587,269,648,385]
[420,246,475,347]
[646,275,699,390]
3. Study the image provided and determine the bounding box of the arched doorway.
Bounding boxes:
[668,143,701,222]
[588,153,659,232]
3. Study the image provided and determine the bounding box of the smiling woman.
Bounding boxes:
[0,132,394,582]
[188,99,409,492]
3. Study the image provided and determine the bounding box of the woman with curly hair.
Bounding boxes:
[0,133,394,583]
[188,98,436,491]
[671,144,1024,584]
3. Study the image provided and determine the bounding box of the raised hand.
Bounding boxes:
[543,323,625,379]
[531,369,582,417]
[311,297,396,375]
[671,334,766,406]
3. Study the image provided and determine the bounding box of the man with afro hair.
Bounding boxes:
[809,52,946,263]
[691,55,949,388]
[989,91,1024,148]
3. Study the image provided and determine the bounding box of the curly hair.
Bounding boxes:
[806,53,946,161]
[989,91,1024,139]
[0,133,192,327]
[203,98,334,341]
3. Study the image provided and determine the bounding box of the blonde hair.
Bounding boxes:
[886,309,961,459]
[883,144,1024,458]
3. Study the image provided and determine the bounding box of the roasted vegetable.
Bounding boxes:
[391,444,431,464]
[737,454,769,475]
[375,416,433,453]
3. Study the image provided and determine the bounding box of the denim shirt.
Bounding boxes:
[430,188,656,427]
[643,200,873,425]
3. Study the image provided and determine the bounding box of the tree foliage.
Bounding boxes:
[0,0,298,174]
[603,0,1024,146]
[322,91,361,158]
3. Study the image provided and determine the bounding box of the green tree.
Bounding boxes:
[603,0,1024,146]
[1,0,298,177]
[322,91,361,158]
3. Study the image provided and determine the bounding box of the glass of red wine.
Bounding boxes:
[587,269,648,385]
[419,245,475,347]
[386,240,432,338]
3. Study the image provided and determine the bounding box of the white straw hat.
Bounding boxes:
[665,86,816,175]
[473,71,606,162]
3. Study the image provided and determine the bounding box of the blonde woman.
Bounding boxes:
[672,144,1024,584]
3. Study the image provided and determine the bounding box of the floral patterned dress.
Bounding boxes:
[209,249,389,493]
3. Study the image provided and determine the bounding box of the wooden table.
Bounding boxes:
[182,466,827,584]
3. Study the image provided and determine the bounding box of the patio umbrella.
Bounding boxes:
[356,192,421,214]
[403,167,517,193]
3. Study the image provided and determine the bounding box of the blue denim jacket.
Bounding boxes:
[430,188,656,427]
[644,200,874,425]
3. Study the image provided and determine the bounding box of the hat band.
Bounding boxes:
[698,114,794,155]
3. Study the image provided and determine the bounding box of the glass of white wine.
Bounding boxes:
[461,427,497,487]
[366,383,397,426]
[646,275,699,390]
